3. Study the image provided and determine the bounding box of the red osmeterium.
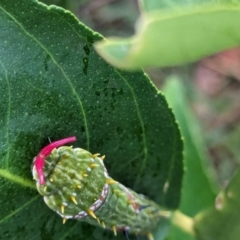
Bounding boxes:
[34,136,77,185]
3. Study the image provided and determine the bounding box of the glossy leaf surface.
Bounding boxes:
[163,77,218,240]
[0,1,183,239]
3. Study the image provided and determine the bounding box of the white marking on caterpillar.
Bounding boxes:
[60,183,110,219]
[57,211,73,219]
[75,211,88,218]
[104,170,109,178]
[90,184,109,212]
[102,165,109,178]
[95,199,102,205]
[97,157,104,166]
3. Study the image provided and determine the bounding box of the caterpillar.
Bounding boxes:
[32,137,168,240]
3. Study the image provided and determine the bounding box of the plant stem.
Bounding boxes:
[172,210,195,237]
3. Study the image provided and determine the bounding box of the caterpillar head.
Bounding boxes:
[32,137,109,221]
[32,136,77,185]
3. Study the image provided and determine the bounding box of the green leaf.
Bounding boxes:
[0,0,183,239]
[194,167,240,240]
[163,77,218,216]
[163,77,218,240]
[94,4,240,70]
[153,216,171,240]
[167,225,195,240]
[138,0,237,12]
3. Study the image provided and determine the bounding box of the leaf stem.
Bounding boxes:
[172,210,195,237]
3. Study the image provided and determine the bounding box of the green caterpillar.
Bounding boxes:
[32,137,168,239]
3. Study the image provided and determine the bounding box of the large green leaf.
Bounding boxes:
[163,77,218,216]
[138,0,233,12]
[163,77,218,240]
[94,3,240,70]
[194,167,240,240]
[0,0,183,239]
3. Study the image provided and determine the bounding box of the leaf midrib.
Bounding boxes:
[0,194,39,224]
[0,168,35,189]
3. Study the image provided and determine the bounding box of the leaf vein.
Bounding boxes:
[59,222,78,240]
[0,168,35,189]
[0,61,11,169]
[0,195,39,224]
[114,70,148,185]
[0,5,90,149]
